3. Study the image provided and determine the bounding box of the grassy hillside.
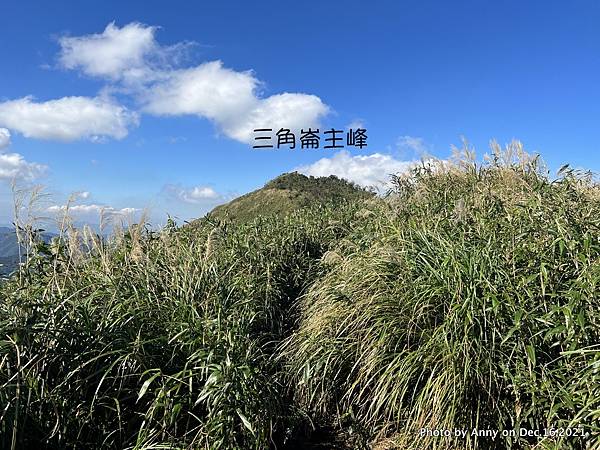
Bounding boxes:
[208,172,374,223]
[1,143,599,449]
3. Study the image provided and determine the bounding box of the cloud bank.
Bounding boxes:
[0,128,11,149]
[0,127,48,181]
[47,203,140,216]
[296,150,416,191]
[0,96,139,141]
[54,22,330,144]
[164,184,224,204]
[0,152,47,181]
[59,22,159,81]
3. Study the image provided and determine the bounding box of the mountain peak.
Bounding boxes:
[207,172,373,223]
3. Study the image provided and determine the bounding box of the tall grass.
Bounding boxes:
[1,141,599,449]
[0,204,360,449]
[282,141,600,449]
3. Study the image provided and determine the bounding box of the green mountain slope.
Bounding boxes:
[208,172,374,223]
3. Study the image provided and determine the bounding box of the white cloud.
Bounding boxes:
[58,21,190,85]
[0,96,139,141]
[57,22,330,145]
[58,22,157,80]
[346,119,365,130]
[47,203,140,216]
[142,61,259,121]
[0,152,47,181]
[397,135,428,154]
[222,93,329,144]
[142,62,329,144]
[165,184,222,204]
[296,150,416,191]
[184,186,219,201]
[0,127,47,182]
[0,128,11,149]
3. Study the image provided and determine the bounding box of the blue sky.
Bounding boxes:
[1,0,600,227]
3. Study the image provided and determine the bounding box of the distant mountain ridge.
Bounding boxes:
[1,173,371,275]
[206,172,375,223]
[0,227,55,277]
[0,228,20,277]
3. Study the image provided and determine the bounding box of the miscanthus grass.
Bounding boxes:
[282,141,600,449]
[0,204,359,449]
[1,141,599,449]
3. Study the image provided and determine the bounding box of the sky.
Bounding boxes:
[1,0,600,228]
